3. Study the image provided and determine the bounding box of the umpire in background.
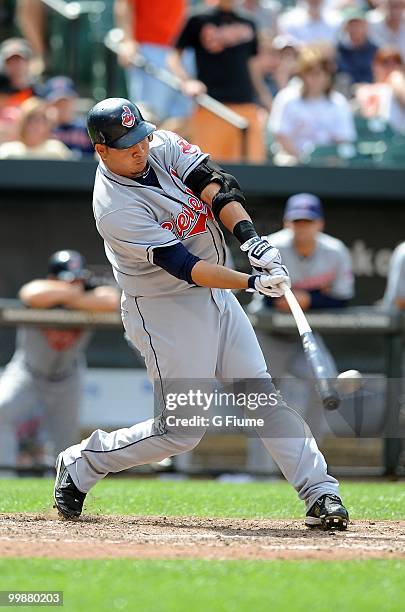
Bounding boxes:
[0,250,119,470]
[248,193,354,472]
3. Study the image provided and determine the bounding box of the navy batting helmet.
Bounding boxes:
[87,98,156,149]
[48,250,88,282]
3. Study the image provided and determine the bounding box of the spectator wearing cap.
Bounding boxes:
[0,38,40,107]
[45,77,93,158]
[0,97,73,159]
[268,47,356,164]
[368,0,405,63]
[246,193,354,471]
[278,0,342,46]
[355,47,405,134]
[259,34,299,97]
[336,8,379,86]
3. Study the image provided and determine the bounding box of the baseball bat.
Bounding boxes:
[280,283,341,410]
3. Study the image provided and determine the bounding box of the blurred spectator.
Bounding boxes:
[383,242,405,310]
[0,38,39,107]
[0,104,20,143]
[258,34,300,98]
[169,0,268,162]
[336,7,379,86]
[0,250,120,469]
[368,0,405,62]
[355,47,405,134]
[44,76,93,158]
[268,47,356,163]
[278,0,342,45]
[114,0,193,125]
[0,97,73,159]
[241,0,281,36]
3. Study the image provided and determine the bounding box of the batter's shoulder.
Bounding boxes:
[149,129,182,150]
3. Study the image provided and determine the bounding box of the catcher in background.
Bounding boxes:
[0,250,119,469]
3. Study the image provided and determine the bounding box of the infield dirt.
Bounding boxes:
[0,513,404,561]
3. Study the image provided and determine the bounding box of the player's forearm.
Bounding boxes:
[191,261,250,290]
[19,281,81,308]
[201,182,252,234]
[395,297,405,310]
[64,289,120,312]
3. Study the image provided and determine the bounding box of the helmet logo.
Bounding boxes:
[122,105,136,128]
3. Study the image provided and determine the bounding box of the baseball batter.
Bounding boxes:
[0,251,119,468]
[54,98,349,530]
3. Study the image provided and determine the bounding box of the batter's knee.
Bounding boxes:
[166,432,205,455]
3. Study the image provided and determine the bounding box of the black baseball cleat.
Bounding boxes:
[305,494,349,531]
[53,454,86,519]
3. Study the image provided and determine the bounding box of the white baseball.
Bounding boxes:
[336,370,363,395]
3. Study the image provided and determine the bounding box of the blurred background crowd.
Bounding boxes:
[0,0,404,165]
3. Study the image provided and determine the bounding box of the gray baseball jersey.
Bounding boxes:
[62,129,340,508]
[0,326,91,466]
[93,130,226,297]
[268,228,354,299]
[383,242,405,310]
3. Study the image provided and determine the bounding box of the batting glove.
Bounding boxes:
[248,269,291,298]
[240,236,282,272]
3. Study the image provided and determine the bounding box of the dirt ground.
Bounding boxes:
[0,513,405,560]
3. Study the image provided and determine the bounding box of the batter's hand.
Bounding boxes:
[240,236,282,272]
[249,269,291,298]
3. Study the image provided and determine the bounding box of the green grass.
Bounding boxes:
[1,480,404,611]
[0,559,403,612]
[0,478,404,519]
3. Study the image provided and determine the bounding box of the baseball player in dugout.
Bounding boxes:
[0,251,119,470]
[247,194,354,472]
[54,97,349,531]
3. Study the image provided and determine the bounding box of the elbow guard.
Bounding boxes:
[184,159,225,197]
[185,160,246,220]
[211,172,246,219]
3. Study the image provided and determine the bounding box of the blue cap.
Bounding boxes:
[284,193,323,221]
[44,76,77,101]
